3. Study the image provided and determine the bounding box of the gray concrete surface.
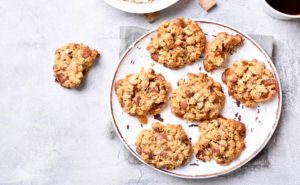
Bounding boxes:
[0,0,299,184]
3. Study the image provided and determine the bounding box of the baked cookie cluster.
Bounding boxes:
[147,17,206,69]
[170,73,225,121]
[114,68,171,117]
[222,59,277,107]
[111,18,279,170]
[193,117,245,164]
[204,32,243,72]
[135,122,192,170]
[53,43,100,88]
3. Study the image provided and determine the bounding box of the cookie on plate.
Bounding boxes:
[114,68,171,117]
[53,43,100,88]
[193,116,246,165]
[170,73,225,122]
[147,17,206,69]
[135,122,193,170]
[222,59,277,108]
[204,32,243,72]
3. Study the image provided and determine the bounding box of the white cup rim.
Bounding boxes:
[263,0,300,18]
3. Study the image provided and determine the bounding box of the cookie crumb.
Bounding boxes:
[153,114,164,122]
[234,112,239,119]
[236,100,241,108]
[138,116,148,124]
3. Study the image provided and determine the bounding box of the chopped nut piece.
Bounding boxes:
[144,12,160,23]
[198,0,217,11]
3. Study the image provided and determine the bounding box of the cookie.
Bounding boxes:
[147,17,206,69]
[222,59,277,108]
[204,32,243,72]
[53,43,100,88]
[135,122,193,170]
[193,116,246,165]
[170,73,225,122]
[114,68,171,117]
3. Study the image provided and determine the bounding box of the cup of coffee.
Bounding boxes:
[262,0,300,20]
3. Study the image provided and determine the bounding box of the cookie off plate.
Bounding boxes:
[104,0,179,14]
[110,20,282,178]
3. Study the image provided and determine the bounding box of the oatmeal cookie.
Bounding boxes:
[170,73,225,121]
[222,59,277,108]
[53,43,100,88]
[147,17,206,69]
[204,32,243,72]
[193,116,245,165]
[114,68,171,117]
[135,122,193,170]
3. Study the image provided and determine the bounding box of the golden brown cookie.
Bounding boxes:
[170,73,225,122]
[53,43,100,88]
[135,122,193,170]
[147,17,206,69]
[204,32,243,72]
[114,68,171,117]
[193,116,245,165]
[222,59,277,108]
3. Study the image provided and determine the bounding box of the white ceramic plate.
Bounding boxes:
[104,0,179,14]
[110,20,282,178]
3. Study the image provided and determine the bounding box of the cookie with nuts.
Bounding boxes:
[193,116,246,165]
[170,73,225,122]
[135,122,193,170]
[222,59,277,108]
[114,68,171,118]
[147,17,206,69]
[204,32,243,72]
[53,43,100,89]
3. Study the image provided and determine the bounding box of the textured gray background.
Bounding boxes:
[0,0,300,185]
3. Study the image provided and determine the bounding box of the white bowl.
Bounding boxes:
[104,0,179,14]
[262,0,300,20]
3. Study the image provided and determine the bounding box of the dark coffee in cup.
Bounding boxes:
[266,0,300,15]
